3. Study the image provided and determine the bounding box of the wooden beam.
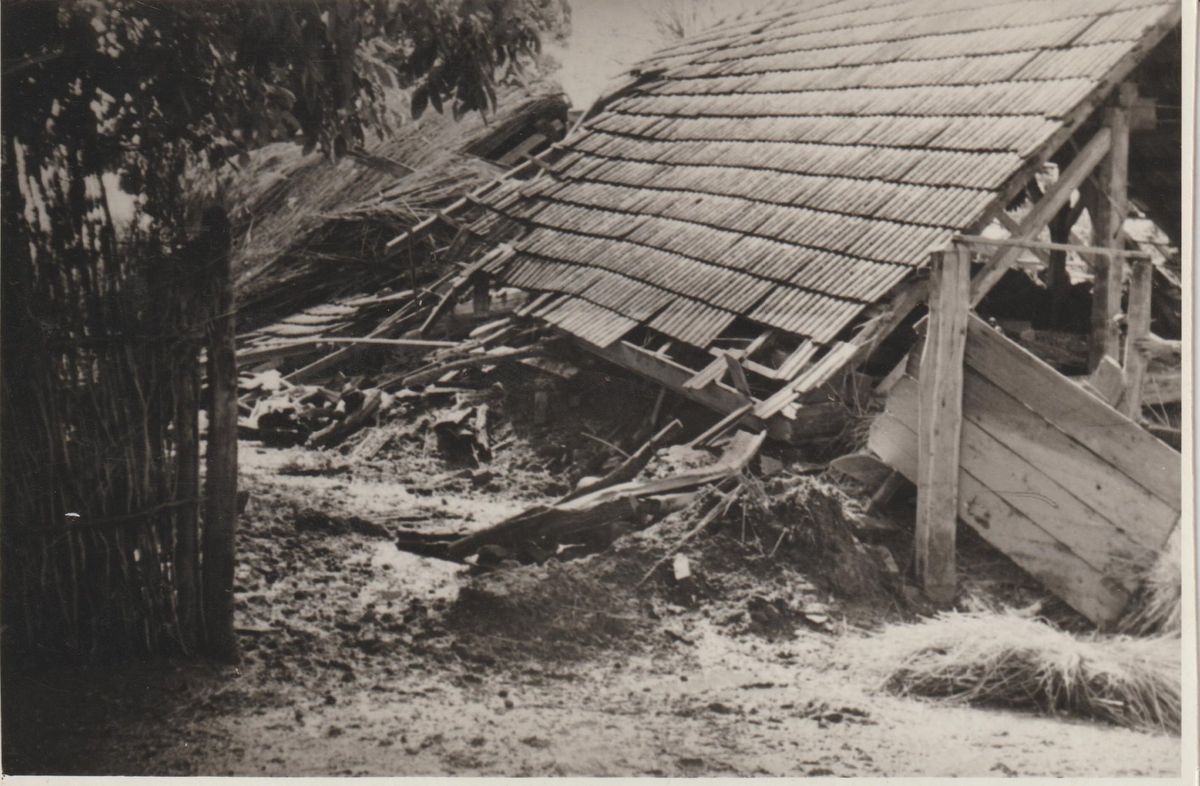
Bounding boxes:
[1088,83,1135,371]
[963,4,1179,240]
[722,352,752,396]
[578,339,843,444]
[969,127,1113,305]
[915,245,970,606]
[1121,258,1153,417]
[690,403,754,448]
[961,232,1150,260]
[472,276,492,316]
[996,210,1051,266]
[1046,203,1072,325]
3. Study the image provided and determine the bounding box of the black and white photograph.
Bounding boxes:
[1,0,1194,779]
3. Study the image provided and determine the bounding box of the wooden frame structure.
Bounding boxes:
[909,234,1159,610]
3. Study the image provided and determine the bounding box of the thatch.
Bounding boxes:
[459,0,1179,371]
[868,610,1180,733]
[1121,525,1182,636]
[227,83,568,330]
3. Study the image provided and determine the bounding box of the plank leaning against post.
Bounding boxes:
[915,242,970,606]
[201,206,240,663]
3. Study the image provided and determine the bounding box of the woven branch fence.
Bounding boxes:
[1,138,235,661]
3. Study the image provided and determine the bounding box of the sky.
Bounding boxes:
[544,0,778,110]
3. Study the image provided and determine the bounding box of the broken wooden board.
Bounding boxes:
[869,316,1180,627]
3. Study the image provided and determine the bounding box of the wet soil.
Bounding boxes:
[2,438,1181,777]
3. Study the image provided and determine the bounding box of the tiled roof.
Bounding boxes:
[469,0,1178,360]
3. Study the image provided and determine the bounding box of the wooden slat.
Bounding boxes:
[683,356,726,390]
[723,353,752,396]
[889,375,1171,584]
[915,246,969,605]
[1121,257,1153,416]
[963,315,1180,506]
[1081,356,1126,406]
[753,341,856,419]
[869,412,1131,627]
[968,126,1112,305]
[579,338,844,444]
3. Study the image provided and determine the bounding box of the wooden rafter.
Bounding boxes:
[969,126,1114,306]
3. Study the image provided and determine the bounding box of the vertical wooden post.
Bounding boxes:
[174,343,201,654]
[1046,203,1072,327]
[1121,257,1153,418]
[915,244,970,606]
[1088,82,1135,371]
[203,209,239,663]
[472,276,491,316]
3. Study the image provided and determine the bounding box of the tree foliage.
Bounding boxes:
[2,0,565,229]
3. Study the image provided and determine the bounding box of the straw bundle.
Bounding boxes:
[1121,525,1182,636]
[870,611,1180,732]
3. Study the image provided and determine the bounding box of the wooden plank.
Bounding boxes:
[1082,356,1126,407]
[579,339,842,444]
[683,356,726,390]
[722,352,752,396]
[1121,257,1153,417]
[889,374,1171,583]
[996,210,1051,266]
[754,341,855,419]
[960,232,1150,261]
[1143,368,1181,406]
[690,403,754,448]
[869,412,1131,627]
[969,127,1113,306]
[850,277,927,365]
[963,315,1179,506]
[915,246,969,605]
[1088,83,1134,370]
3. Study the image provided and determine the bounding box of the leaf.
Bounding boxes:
[410,84,428,119]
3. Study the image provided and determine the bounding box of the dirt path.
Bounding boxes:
[2,443,1181,777]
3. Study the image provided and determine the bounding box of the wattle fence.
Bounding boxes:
[1,144,236,660]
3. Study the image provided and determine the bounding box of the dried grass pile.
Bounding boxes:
[1121,525,1182,636]
[224,83,568,328]
[870,610,1180,733]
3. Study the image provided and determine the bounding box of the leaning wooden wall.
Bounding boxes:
[869,314,1179,627]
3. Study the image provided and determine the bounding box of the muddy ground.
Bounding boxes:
[2,371,1182,777]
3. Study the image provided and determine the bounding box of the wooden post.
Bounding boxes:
[203,209,239,663]
[1121,258,1153,418]
[915,244,970,605]
[174,342,201,655]
[1047,203,1073,327]
[472,276,491,316]
[1088,83,1135,371]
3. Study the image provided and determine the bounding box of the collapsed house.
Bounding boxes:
[237,0,1182,630]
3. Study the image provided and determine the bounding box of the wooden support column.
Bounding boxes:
[915,244,970,606]
[1047,203,1073,327]
[1121,257,1153,417]
[1088,82,1135,371]
[203,210,240,663]
[472,276,492,316]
